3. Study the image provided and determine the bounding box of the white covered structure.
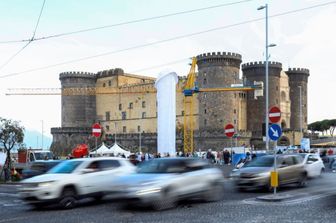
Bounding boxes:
[154,70,178,156]
[90,143,131,157]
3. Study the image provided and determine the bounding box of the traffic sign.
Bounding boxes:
[268,124,282,141]
[92,123,102,137]
[224,124,235,138]
[269,106,281,123]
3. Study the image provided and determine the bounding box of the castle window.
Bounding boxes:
[203,78,207,85]
[105,111,110,121]
[106,125,110,131]
[234,109,236,114]
[204,109,207,114]
[122,112,126,120]
[142,79,145,83]
[204,119,207,126]
[234,119,237,124]
[103,83,106,87]
[182,111,185,116]
[138,125,141,132]
[142,101,146,108]
[123,126,126,133]
[142,112,146,118]
[119,104,122,110]
[204,72,207,77]
[108,80,111,86]
[276,86,279,91]
[129,102,133,109]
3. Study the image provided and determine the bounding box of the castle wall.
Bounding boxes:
[242,62,282,138]
[60,72,97,128]
[279,71,291,129]
[196,52,243,131]
[286,68,309,132]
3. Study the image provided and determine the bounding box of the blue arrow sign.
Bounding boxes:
[268,124,282,141]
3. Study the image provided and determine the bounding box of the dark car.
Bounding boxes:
[21,160,62,179]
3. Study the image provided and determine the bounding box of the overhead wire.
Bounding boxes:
[0,0,335,79]
[0,0,47,71]
[0,0,253,44]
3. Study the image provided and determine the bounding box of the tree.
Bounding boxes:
[0,117,24,181]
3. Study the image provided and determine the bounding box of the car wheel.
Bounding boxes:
[59,187,77,209]
[319,168,324,178]
[152,188,177,211]
[203,182,224,202]
[298,173,307,188]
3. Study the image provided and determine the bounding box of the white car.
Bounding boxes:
[299,153,325,178]
[19,157,136,209]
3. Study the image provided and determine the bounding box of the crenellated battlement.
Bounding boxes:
[96,68,124,78]
[286,68,310,76]
[59,71,96,80]
[196,51,242,61]
[242,61,282,70]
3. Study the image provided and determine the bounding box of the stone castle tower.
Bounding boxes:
[60,72,97,127]
[196,52,246,131]
[242,61,282,138]
[286,68,310,132]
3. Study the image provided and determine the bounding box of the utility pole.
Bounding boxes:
[41,120,44,149]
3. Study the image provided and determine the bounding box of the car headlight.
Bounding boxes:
[38,181,55,187]
[135,187,161,195]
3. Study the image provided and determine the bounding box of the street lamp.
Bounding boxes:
[258,4,276,152]
[258,3,277,195]
[299,86,303,134]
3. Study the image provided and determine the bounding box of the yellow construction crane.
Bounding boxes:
[182,58,263,154]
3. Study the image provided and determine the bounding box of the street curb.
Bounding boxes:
[256,194,293,202]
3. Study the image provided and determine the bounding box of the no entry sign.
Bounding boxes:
[92,123,102,137]
[269,106,281,123]
[225,124,235,138]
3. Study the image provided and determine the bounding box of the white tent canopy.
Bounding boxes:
[90,142,131,157]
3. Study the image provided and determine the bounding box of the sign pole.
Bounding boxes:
[274,145,277,195]
[231,137,233,165]
[95,137,97,156]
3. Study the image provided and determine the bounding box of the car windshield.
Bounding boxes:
[48,160,82,174]
[244,156,274,167]
[137,159,186,174]
[34,152,53,160]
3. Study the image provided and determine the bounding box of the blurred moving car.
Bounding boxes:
[232,154,306,191]
[19,157,136,209]
[110,158,225,210]
[298,153,325,178]
[21,160,62,179]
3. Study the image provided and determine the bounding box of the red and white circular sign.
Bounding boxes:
[224,124,235,138]
[92,123,102,137]
[269,106,281,123]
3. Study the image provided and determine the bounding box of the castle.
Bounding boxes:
[50,52,309,155]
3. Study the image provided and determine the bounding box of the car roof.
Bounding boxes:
[69,157,127,162]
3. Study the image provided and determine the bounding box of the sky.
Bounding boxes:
[0,0,335,149]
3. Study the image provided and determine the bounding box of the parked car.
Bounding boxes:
[298,153,325,178]
[109,158,225,210]
[232,154,306,191]
[21,160,62,179]
[19,157,136,209]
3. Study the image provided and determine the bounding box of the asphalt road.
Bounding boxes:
[0,170,335,223]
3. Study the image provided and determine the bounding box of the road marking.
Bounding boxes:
[243,190,336,205]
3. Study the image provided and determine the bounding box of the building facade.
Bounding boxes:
[51,52,309,155]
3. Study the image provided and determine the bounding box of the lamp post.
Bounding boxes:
[258,4,277,195]
[299,86,303,134]
[258,4,276,152]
